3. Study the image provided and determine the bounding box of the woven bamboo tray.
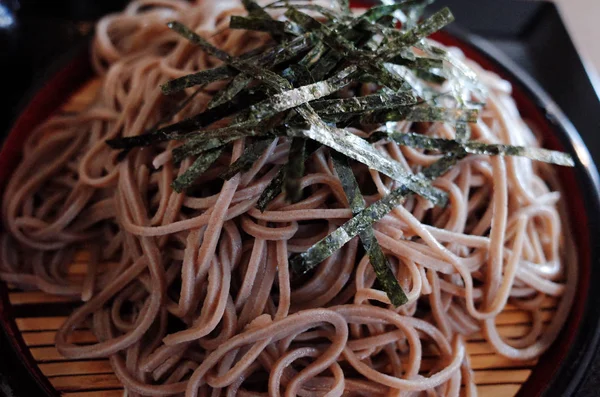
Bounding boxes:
[6,79,559,397]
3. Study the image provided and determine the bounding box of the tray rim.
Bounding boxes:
[1,13,599,397]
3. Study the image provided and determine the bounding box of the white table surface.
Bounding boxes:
[552,0,600,87]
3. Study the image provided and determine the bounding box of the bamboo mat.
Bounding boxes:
[4,80,559,396]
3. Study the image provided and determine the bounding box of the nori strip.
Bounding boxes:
[377,8,455,58]
[168,21,232,60]
[290,150,457,275]
[117,84,205,152]
[207,74,254,109]
[388,55,443,70]
[299,41,326,69]
[355,0,429,24]
[171,147,223,192]
[282,64,315,86]
[285,8,412,91]
[417,39,488,103]
[160,43,274,94]
[290,184,411,274]
[421,152,464,179]
[172,137,230,162]
[106,89,267,150]
[363,106,479,125]
[332,153,408,306]
[404,106,478,122]
[241,0,272,19]
[268,4,347,21]
[293,105,448,206]
[241,65,356,123]
[161,67,234,95]
[207,34,313,110]
[170,21,301,94]
[414,69,446,84]
[385,132,575,166]
[284,8,360,57]
[339,0,350,13]
[281,41,327,87]
[220,138,275,180]
[257,33,317,66]
[257,166,286,212]
[229,16,301,36]
[257,138,319,211]
[309,49,343,82]
[284,137,307,202]
[311,92,417,116]
[163,30,316,94]
[172,121,275,163]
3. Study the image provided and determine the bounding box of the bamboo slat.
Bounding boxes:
[3,79,560,397]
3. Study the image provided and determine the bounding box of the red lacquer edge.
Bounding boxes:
[0,50,94,397]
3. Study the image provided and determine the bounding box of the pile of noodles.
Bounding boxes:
[0,0,577,396]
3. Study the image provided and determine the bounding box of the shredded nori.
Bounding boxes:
[257,167,286,212]
[161,67,234,95]
[220,138,275,180]
[284,137,307,203]
[377,8,455,58]
[229,16,302,36]
[172,121,275,163]
[162,32,316,94]
[104,0,576,288]
[311,92,417,116]
[171,147,223,192]
[383,132,574,166]
[241,0,272,19]
[240,66,357,123]
[332,153,408,306]
[363,105,479,125]
[107,89,267,150]
[292,105,448,206]
[290,150,459,275]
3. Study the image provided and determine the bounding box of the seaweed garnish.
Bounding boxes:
[241,0,272,20]
[172,147,223,193]
[104,1,576,305]
[284,137,307,203]
[171,121,276,164]
[291,106,448,206]
[161,67,234,95]
[107,89,267,150]
[257,167,286,212]
[332,152,408,306]
[229,16,302,36]
[220,138,275,180]
[161,33,316,95]
[111,84,206,158]
[362,105,479,125]
[290,152,458,276]
[311,92,417,117]
[383,132,574,166]
[257,138,317,212]
[239,65,358,123]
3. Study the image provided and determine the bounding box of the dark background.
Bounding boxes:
[1,0,600,395]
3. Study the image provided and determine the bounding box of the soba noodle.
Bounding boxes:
[0,1,577,396]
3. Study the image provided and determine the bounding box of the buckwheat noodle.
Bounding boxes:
[0,1,577,396]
